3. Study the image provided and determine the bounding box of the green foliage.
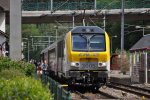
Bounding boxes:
[0,69,25,80]
[0,57,11,71]
[0,59,53,100]
[24,62,35,76]
[148,51,150,54]
[22,23,71,60]
[22,24,40,38]
[97,0,121,9]
[0,77,53,100]
[0,57,35,77]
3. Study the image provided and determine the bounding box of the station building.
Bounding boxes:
[0,0,9,57]
[130,35,150,84]
[0,30,8,57]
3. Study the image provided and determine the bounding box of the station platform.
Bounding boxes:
[109,70,131,85]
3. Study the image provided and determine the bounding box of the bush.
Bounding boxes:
[0,57,35,77]
[121,52,130,74]
[0,69,25,80]
[0,77,53,100]
[115,50,130,74]
[0,57,11,71]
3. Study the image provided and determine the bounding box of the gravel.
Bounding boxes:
[99,86,141,100]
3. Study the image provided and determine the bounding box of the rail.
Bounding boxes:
[108,82,150,99]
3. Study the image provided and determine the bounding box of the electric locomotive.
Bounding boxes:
[41,26,110,89]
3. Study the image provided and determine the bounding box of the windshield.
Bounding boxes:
[72,33,105,51]
[72,35,87,50]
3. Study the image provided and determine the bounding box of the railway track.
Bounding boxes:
[71,89,118,100]
[108,82,150,99]
[73,91,91,100]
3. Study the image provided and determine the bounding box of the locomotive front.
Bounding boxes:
[65,26,110,87]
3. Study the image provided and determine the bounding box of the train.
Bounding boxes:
[41,26,110,89]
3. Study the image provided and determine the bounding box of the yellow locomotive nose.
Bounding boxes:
[70,52,109,62]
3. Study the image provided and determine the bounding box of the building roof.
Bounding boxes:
[0,30,8,38]
[0,0,9,11]
[130,35,150,52]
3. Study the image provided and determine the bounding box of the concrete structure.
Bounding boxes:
[1,1,149,24]
[21,8,150,24]
[9,0,22,60]
[20,0,150,24]
[130,35,150,84]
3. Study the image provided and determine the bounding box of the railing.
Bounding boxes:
[22,0,150,11]
[97,0,150,9]
[22,1,94,11]
[41,74,72,100]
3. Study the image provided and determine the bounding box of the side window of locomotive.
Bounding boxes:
[72,34,87,51]
[90,35,105,51]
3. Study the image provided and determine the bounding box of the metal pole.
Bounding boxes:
[83,9,86,26]
[73,14,75,28]
[94,0,97,10]
[142,27,145,36]
[48,36,50,44]
[83,19,85,26]
[103,11,106,31]
[145,51,148,84]
[35,45,37,50]
[28,39,29,62]
[56,27,58,41]
[51,0,53,11]
[121,0,124,51]
[55,26,58,70]
[121,0,125,71]
[32,38,33,47]
[129,54,132,77]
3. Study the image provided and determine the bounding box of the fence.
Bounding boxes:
[97,0,150,9]
[22,2,94,11]
[22,0,150,11]
[41,74,72,100]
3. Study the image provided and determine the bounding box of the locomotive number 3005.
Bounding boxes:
[81,62,97,69]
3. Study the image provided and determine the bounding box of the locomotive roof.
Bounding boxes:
[71,26,105,34]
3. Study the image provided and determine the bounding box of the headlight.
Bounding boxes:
[98,62,106,67]
[71,62,79,67]
[71,62,76,66]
